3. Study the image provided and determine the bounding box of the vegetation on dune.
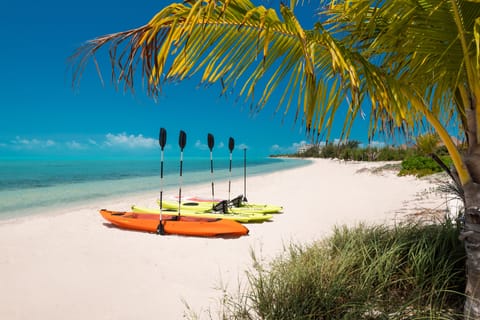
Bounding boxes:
[211,222,465,320]
[399,155,453,178]
[276,142,413,161]
[279,133,457,178]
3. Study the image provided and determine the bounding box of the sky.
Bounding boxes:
[0,0,375,159]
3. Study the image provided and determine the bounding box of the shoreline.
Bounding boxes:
[0,157,311,223]
[0,159,449,319]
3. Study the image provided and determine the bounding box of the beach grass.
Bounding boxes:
[209,220,465,319]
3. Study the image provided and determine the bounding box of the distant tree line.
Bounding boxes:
[273,134,457,177]
[273,140,414,161]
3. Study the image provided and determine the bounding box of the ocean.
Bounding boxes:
[0,156,310,220]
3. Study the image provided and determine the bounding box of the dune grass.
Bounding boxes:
[212,220,466,319]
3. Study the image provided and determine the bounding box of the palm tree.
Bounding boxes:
[70,0,480,317]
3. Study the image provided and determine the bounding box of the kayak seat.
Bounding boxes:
[229,195,243,207]
[213,200,228,213]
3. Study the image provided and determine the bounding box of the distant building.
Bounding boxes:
[297,144,318,154]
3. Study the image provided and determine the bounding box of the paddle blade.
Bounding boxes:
[159,128,167,149]
[207,133,214,151]
[228,137,235,152]
[179,130,187,150]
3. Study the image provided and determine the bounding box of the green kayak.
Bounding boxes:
[131,205,273,223]
[159,195,283,214]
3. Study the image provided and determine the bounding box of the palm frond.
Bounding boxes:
[327,0,480,136]
[70,0,479,155]
[71,0,377,140]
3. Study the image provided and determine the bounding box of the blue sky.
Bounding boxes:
[0,0,374,159]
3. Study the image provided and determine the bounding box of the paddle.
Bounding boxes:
[243,148,248,202]
[178,130,187,216]
[208,133,215,207]
[228,137,234,203]
[157,127,167,235]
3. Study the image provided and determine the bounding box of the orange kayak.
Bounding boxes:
[99,209,249,238]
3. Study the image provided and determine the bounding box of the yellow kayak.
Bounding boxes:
[161,195,283,214]
[131,205,273,223]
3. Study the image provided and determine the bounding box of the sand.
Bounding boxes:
[0,159,450,319]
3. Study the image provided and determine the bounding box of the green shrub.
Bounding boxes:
[399,155,453,177]
[213,222,465,320]
[319,143,335,158]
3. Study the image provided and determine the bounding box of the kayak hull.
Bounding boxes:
[173,195,283,213]
[99,209,249,237]
[131,205,273,223]
[161,199,283,214]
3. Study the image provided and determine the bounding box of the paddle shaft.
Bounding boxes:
[208,133,215,205]
[228,137,234,202]
[160,151,164,211]
[179,152,184,214]
[243,148,248,202]
[158,149,165,234]
[210,152,215,202]
[228,152,232,202]
[157,127,167,235]
[178,130,187,216]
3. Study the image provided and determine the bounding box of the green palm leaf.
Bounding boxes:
[70,0,479,182]
[71,0,398,141]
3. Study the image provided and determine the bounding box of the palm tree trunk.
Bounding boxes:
[462,148,480,318]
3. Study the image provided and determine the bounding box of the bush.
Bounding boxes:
[399,155,453,177]
[320,143,337,158]
[214,222,465,320]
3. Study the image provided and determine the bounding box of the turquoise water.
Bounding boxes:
[0,156,310,220]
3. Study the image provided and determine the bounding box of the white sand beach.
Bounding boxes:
[0,159,451,319]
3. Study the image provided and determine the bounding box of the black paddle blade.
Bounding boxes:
[228,137,235,152]
[207,133,214,151]
[179,130,187,150]
[159,128,167,149]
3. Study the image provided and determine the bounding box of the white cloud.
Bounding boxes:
[104,133,156,149]
[270,144,281,152]
[2,133,161,152]
[194,140,225,151]
[10,136,56,149]
[194,139,209,151]
[66,141,87,150]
